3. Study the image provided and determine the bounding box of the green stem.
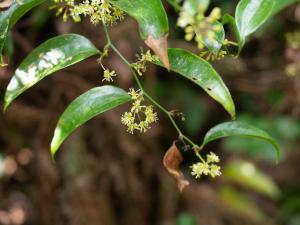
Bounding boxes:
[194,149,206,163]
[102,23,200,150]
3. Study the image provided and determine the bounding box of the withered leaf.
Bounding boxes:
[145,34,170,70]
[0,0,12,8]
[163,142,190,192]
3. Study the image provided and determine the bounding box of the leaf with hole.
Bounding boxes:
[111,0,170,69]
[51,85,131,157]
[201,121,281,161]
[4,34,100,110]
[0,0,45,65]
[154,48,235,118]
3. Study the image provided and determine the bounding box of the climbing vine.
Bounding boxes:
[1,0,297,191]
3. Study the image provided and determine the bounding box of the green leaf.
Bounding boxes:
[112,0,168,39]
[154,48,236,118]
[235,0,275,45]
[203,21,225,55]
[111,0,170,69]
[272,0,299,15]
[201,121,281,161]
[4,34,100,110]
[223,161,280,199]
[218,186,267,221]
[51,85,131,157]
[0,0,45,65]
[176,213,197,225]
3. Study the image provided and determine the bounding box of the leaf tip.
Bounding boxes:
[50,127,62,159]
[50,143,58,161]
[3,98,10,113]
[145,34,170,70]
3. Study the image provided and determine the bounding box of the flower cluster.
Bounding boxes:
[121,89,158,134]
[190,152,221,178]
[285,32,300,77]
[102,68,116,82]
[52,0,124,25]
[199,50,227,61]
[177,2,224,57]
[132,50,159,76]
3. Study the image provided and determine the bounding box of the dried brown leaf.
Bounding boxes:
[0,0,12,8]
[145,34,170,70]
[163,143,190,192]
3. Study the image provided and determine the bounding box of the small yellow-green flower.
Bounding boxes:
[190,152,222,179]
[190,162,210,178]
[102,69,116,82]
[132,50,159,76]
[52,0,124,25]
[207,152,220,163]
[177,4,224,57]
[209,164,222,178]
[121,112,134,126]
[121,89,158,134]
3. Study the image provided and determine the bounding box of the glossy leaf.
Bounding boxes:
[235,0,275,46]
[201,121,281,161]
[272,0,299,15]
[223,161,280,199]
[0,0,45,65]
[111,0,170,68]
[4,34,100,110]
[51,85,131,156]
[203,21,225,55]
[154,48,235,118]
[112,0,168,39]
[223,114,300,161]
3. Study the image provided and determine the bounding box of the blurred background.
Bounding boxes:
[1,0,300,225]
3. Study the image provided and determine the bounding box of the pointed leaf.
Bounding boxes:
[4,34,100,110]
[145,34,169,70]
[154,48,236,118]
[111,0,170,69]
[0,0,45,65]
[235,0,275,44]
[201,121,281,161]
[218,186,267,220]
[51,85,131,157]
[223,161,280,199]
